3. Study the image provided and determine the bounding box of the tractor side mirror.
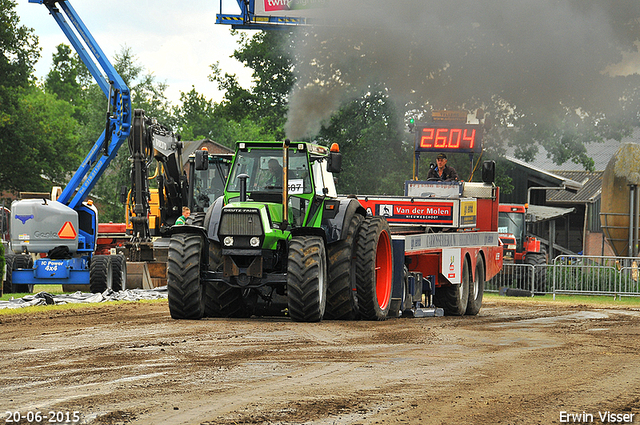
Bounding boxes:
[195,149,209,170]
[327,151,342,174]
[482,160,495,184]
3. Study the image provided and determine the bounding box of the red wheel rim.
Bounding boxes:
[375,229,393,310]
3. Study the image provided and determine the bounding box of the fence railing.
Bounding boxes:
[486,255,640,298]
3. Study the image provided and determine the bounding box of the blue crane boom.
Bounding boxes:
[28,0,131,209]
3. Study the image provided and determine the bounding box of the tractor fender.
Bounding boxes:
[167,224,210,269]
[322,198,366,244]
[291,226,327,244]
[204,196,225,243]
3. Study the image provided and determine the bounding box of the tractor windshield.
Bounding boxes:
[498,212,525,251]
[227,149,313,194]
[192,163,228,212]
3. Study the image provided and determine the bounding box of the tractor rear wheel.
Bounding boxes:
[354,216,393,321]
[191,212,206,227]
[525,252,547,293]
[90,255,113,293]
[167,234,205,320]
[203,241,248,318]
[325,213,363,320]
[434,256,470,316]
[287,236,327,322]
[466,255,485,316]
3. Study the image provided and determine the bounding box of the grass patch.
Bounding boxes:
[484,292,640,307]
[1,284,71,301]
[0,298,167,316]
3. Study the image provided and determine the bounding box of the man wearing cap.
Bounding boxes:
[427,153,459,181]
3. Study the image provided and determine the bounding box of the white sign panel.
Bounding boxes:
[256,0,328,17]
[441,248,461,285]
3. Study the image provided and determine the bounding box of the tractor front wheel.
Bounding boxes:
[167,234,205,320]
[287,236,327,322]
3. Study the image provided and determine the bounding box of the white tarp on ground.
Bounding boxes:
[0,287,168,310]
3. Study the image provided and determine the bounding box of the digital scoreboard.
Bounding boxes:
[414,124,483,154]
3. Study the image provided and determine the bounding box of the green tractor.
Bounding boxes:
[167,140,394,322]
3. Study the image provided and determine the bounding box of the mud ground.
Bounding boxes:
[1,297,640,425]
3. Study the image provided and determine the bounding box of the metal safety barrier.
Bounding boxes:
[486,255,640,298]
[487,263,542,295]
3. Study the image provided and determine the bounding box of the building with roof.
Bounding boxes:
[181,139,234,178]
[501,127,640,259]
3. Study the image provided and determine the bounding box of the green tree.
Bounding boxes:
[211,30,415,193]
[0,0,39,89]
[0,87,81,192]
[318,90,410,195]
[116,47,173,126]
[44,44,90,112]
[174,87,218,141]
[0,2,81,195]
[174,86,271,145]
[210,30,295,140]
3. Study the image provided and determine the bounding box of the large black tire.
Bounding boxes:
[354,217,393,321]
[466,255,485,316]
[434,256,470,316]
[3,254,15,294]
[191,212,206,227]
[203,241,248,318]
[111,254,126,292]
[525,252,547,293]
[287,236,327,322]
[324,213,364,320]
[167,234,205,320]
[90,255,113,293]
[4,254,34,294]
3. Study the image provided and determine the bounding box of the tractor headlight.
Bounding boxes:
[223,236,234,247]
[250,237,260,248]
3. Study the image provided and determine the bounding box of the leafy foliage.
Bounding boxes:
[318,91,411,195]
[0,2,82,195]
[0,0,39,88]
[0,86,80,193]
[210,30,294,140]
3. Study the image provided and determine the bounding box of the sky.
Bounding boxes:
[15,0,253,105]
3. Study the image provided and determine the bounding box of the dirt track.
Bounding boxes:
[1,297,640,425]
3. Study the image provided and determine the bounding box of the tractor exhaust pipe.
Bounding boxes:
[238,174,249,202]
[282,139,290,231]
